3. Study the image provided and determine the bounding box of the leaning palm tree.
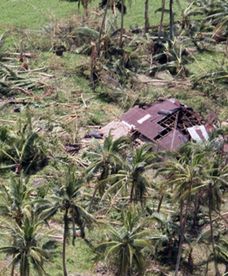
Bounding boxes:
[0,210,53,276]
[43,167,94,276]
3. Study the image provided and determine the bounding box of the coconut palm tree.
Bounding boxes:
[97,0,128,53]
[86,134,128,207]
[200,154,228,276]
[195,227,228,275]
[145,211,180,266]
[0,115,47,174]
[0,210,53,276]
[102,144,156,204]
[0,175,32,226]
[161,145,205,276]
[43,167,94,276]
[96,207,165,275]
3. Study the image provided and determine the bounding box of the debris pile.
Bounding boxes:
[0,51,51,97]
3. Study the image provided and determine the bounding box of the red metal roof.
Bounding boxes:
[157,129,188,151]
[120,99,204,151]
[121,106,147,126]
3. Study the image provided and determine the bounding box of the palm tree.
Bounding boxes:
[196,227,228,275]
[97,0,128,53]
[96,207,164,275]
[86,134,128,207]
[201,154,228,276]
[102,144,156,204]
[43,167,94,276]
[161,146,205,276]
[0,210,53,276]
[0,115,47,174]
[0,175,32,226]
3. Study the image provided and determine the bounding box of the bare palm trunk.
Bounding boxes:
[169,0,174,46]
[97,0,109,56]
[175,183,192,276]
[159,0,165,40]
[175,199,184,275]
[119,0,124,48]
[208,183,220,276]
[63,208,69,276]
[144,0,150,33]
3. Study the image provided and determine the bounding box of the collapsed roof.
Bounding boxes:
[100,99,212,151]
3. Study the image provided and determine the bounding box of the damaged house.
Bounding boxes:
[99,99,213,151]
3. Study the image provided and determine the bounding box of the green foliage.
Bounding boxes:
[85,134,129,206]
[0,112,48,174]
[43,166,94,243]
[103,144,156,203]
[0,175,32,226]
[183,0,228,31]
[0,210,56,276]
[191,63,228,104]
[96,207,164,275]
[0,0,227,275]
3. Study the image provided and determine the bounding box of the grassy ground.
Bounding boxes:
[0,0,227,275]
[0,0,188,30]
[0,0,78,30]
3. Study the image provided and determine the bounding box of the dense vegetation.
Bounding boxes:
[0,0,227,275]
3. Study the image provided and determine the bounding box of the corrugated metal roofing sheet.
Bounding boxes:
[187,125,209,142]
[121,106,147,127]
[157,129,188,151]
[121,99,183,143]
[103,99,207,151]
[137,120,164,141]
